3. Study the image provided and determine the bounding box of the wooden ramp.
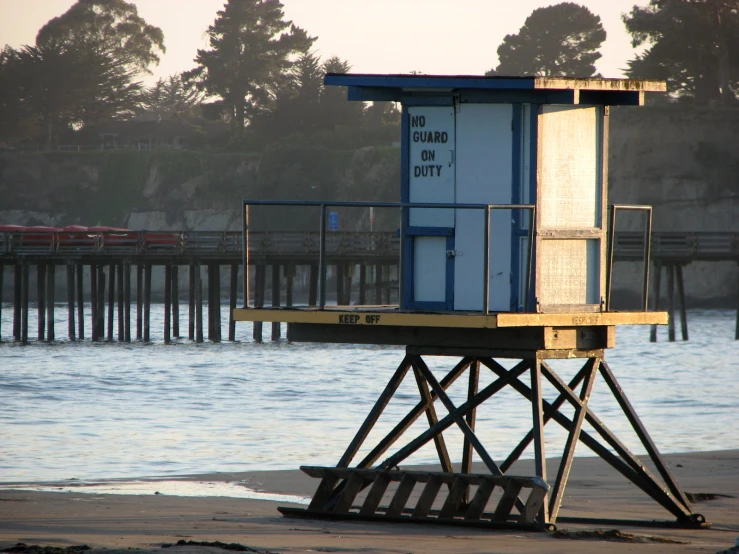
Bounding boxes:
[279,467,550,531]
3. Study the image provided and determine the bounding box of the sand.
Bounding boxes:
[1,451,738,554]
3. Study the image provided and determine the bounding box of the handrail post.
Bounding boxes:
[243,202,250,308]
[526,206,536,312]
[643,207,652,311]
[483,206,491,315]
[318,204,327,309]
[606,205,617,311]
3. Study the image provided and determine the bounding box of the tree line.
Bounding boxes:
[1,0,737,149]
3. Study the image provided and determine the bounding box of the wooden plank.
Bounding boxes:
[386,474,416,517]
[521,486,548,524]
[492,480,523,522]
[332,473,366,513]
[412,475,443,518]
[359,473,391,516]
[496,312,668,327]
[307,473,340,512]
[439,477,468,518]
[464,477,495,520]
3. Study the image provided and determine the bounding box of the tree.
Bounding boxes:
[184,0,315,137]
[486,3,606,77]
[139,74,203,120]
[0,43,141,145]
[623,0,739,105]
[36,0,165,75]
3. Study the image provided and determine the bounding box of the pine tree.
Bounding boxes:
[486,3,606,77]
[184,0,315,136]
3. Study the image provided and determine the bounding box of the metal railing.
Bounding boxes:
[606,205,652,311]
[242,200,536,313]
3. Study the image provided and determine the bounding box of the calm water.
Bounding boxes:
[1,305,738,485]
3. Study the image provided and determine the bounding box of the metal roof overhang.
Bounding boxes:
[324,73,667,106]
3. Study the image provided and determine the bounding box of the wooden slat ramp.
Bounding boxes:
[278,467,550,531]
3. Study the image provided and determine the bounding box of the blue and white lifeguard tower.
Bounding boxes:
[234,74,707,531]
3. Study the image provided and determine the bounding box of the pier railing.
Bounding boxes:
[2,229,738,263]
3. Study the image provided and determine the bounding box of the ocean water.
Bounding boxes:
[1,304,738,485]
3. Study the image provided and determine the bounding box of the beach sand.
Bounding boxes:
[1,451,738,554]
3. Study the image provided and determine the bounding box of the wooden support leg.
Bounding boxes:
[195,263,203,343]
[21,263,29,345]
[123,263,131,342]
[13,263,21,341]
[736,263,739,340]
[530,359,549,525]
[462,360,480,502]
[97,266,105,340]
[667,264,676,342]
[66,264,75,341]
[188,264,195,341]
[412,364,453,474]
[37,263,46,342]
[136,264,143,341]
[359,264,366,305]
[337,355,413,468]
[213,264,221,342]
[207,264,214,342]
[253,264,264,343]
[357,357,473,469]
[172,265,180,338]
[343,264,353,305]
[598,361,692,512]
[76,264,84,340]
[548,358,599,522]
[336,264,344,306]
[0,263,4,341]
[107,264,115,341]
[90,265,99,342]
[285,264,294,309]
[308,263,318,307]
[271,263,280,342]
[229,263,237,342]
[649,262,662,343]
[375,263,382,305]
[675,264,688,341]
[116,263,124,342]
[46,264,55,342]
[143,264,151,342]
[164,264,172,344]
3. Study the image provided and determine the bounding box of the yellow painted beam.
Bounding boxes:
[233,308,668,328]
[495,312,669,327]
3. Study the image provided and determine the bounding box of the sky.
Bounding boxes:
[0,0,650,84]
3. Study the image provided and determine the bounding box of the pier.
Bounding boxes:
[1,229,737,344]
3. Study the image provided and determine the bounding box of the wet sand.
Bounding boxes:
[1,451,738,554]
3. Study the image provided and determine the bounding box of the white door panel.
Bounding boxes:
[454,104,513,311]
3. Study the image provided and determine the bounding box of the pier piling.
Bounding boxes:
[124,263,131,342]
[164,264,172,344]
[90,265,98,342]
[143,264,151,342]
[188,264,195,341]
[76,264,84,340]
[66,264,75,341]
[136,264,143,341]
[21,262,29,345]
[253,264,265,343]
[271,264,280,341]
[229,263,237,342]
[107,264,115,342]
[46,263,55,342]
[37,263,46,342]
[195,263,203,343]
[172,266,180,338]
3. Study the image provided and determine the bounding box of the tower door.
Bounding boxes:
[453,103,514,312]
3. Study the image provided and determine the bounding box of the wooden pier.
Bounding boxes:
[1,229,737,344]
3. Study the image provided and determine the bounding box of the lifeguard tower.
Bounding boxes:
[233,74,707,531]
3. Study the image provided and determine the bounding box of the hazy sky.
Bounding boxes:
[1,0,650,83]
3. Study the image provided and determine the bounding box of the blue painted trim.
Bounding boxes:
[526,105,540,311]
[446,236,455,310]
[401,96,455,107]
[406,226,454,237]
[348,86,402,102]
[326,74,538,91]
[407,301,449,311]
[401,106,412,310]
[510,104,522,311]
